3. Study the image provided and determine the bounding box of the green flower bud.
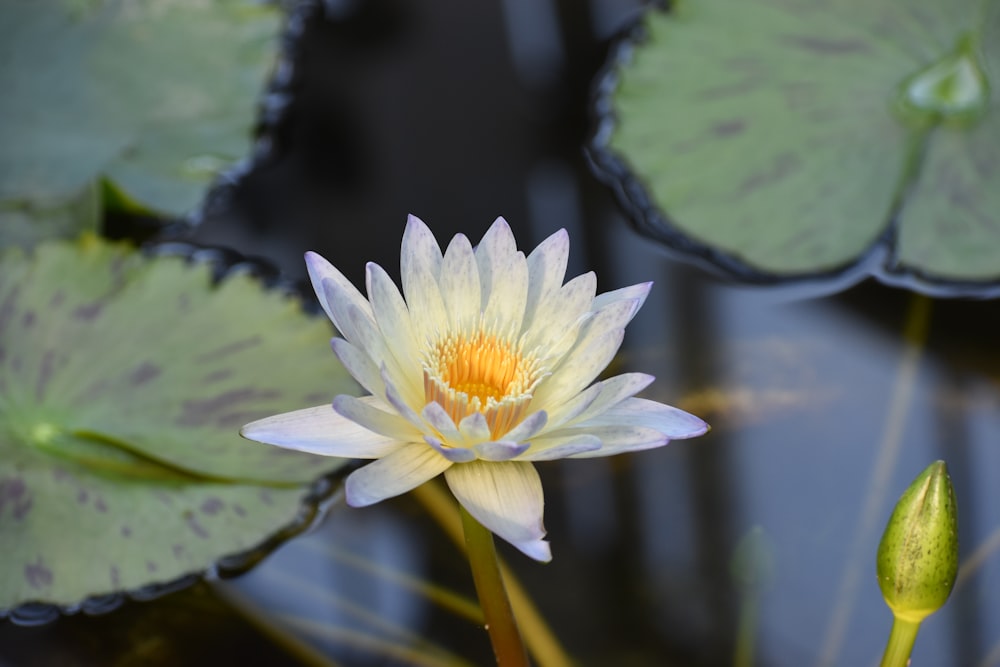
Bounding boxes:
[876,461,959,623]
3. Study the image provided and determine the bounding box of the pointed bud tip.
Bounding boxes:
[876,460,959,623]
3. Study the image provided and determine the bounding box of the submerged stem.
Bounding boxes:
[460,505,530,667]
[880,616,921,667]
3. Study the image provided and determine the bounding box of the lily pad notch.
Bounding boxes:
[587,1,1000,298]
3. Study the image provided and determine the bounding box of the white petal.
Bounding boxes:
[520,434,602,461]
[337,300,422,407]
[532,329,625,410]
[402,258,448,351]
[564,425,669,459]
[483,250,529,337]
[439,234,481,328]
[559,373,655,427]
[588,373,656,411]
[241,405,402,459]
[574,397,709,439]
[401,214,442,293]
[332,395,421,441]
[346,443,452,507]
[524,229,569,325]
[445,461,551,562]
[421,402,463,443]
[458,412,491,442]
[382,365,427,430]
[544,373,653,429]
[499,410,548,443]
[473,441,530,461]
[305,251,373,328]
[366,262,421,377]
[426,436,477,462]
[541,382,603,430]
[591,282,652,323]
[321,280,374,347]
[330,337,384,398]
[542,297,637,369]
[584,298,644,343]
[523,272,596,356]
[475,217,518,307]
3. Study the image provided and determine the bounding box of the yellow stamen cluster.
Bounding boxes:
[423,328,542,440]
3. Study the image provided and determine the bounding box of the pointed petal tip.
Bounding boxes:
[426,436,477,463]
[514,537,552,563]
[473,441,531,461]
[405,213,430,233]
[344,477,378,508]
[304,250,331,274]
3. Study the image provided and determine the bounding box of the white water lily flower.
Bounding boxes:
[241,215,708,561]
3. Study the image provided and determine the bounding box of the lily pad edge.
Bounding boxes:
[585,9,1000,300]
[0,237,358,626]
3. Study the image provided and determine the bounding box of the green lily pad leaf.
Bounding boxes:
[589,0,1000,296]
[0,182,101,251]
[0,0,280,218]
[0,237,358,612]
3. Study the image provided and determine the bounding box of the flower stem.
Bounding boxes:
[460,505,530,667]
[880,616,921,667]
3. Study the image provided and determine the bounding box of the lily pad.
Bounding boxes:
[0,182,101,252]
[0,0,280,223]
[589,0,1000,296]
[0,237,357,614]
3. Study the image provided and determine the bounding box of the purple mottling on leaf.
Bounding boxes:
[712,120,746,137]
[95,496,108,513]
[1,477,33,521]
[200,497,224,515]
[0,285,20,332]
[172,544,185,559]
[196,336,262,363]
[121,525,132,538]
[13,495,33,521]
[202,369,233,384]
[25,557,53,589]
[22,310,36,328]
[258,489,273,506]
[73,302,103,321]
[52,467,72,482]
[146,561,158,573]
[304,392,331,404]
[35,349,56,400]
[77,489,89,504]
[233,504,246,517]
[129,362,161,386]
[739,153,799,194]
[780,34,870,55]
[177,388,280,427]
[49,290,65,308]
[79,377,109,402]
[110,565,120,588]
[154,491,174,506]
[185,512,209,539]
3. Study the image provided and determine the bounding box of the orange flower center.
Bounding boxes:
[423,329,541,439]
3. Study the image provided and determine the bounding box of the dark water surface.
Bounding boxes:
[4,1,1000,665]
